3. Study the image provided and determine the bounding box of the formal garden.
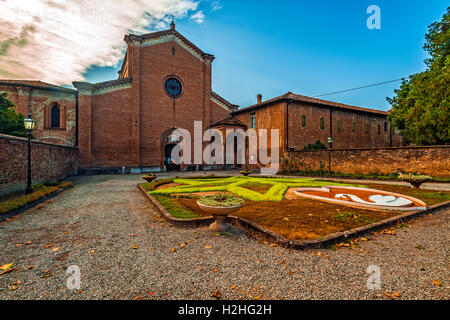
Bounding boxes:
[139,175,450,242]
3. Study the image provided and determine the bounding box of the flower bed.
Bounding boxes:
[139,176,450,247]
[0,182,73,215]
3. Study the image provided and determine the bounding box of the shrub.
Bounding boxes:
[198,193,245,208]
[304,140,327,150]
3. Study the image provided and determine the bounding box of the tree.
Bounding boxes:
[0,92,28,138]
[387,7,449,145]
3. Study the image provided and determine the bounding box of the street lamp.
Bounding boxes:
[327,137,333,173]
[23,113,36,195]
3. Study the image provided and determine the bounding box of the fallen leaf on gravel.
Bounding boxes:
[52,247,60,252]
[44,244,54,249]
[170,248,176,253]
[10,286,18,291]
[415,245,426,250]
[134,296,143,300]
[382,292,396,300]
[269,243,278,247]
[432,280,441,287]
[13,280,21,285]
[287,271,295,277]
[15,244,22,247]
[381,230,396,235]
[211,289,221,299]
[0,268,16,275]
[78,290,82,294]
[212,268,219,273]
[130,234,137,237]
[40,270,53,279]
[360,238,368,241]
[148,292,154,296]
[253,296,260,300]
[90,249,96,254]
[317,252,322,256]
[179,243,186,248]
[26,266,35,271]
[205,245,212,249]
[0,263,14,270]
[132,245,138,250]
[393,291,400,297]
[229,286,235,290]
[25,241,32,245]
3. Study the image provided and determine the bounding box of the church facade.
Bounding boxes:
[0,23,400,173]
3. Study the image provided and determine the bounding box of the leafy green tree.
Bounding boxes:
[0,92,28,138]
[388,7,449,145]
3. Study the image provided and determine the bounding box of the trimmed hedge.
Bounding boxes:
[0,182,73,215]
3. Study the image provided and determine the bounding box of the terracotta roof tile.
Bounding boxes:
[233,92,388,116]
[0,80,75,92]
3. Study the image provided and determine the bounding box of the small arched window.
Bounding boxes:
[51,104,60,128]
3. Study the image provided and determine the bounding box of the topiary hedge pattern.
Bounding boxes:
[148,176,357,202]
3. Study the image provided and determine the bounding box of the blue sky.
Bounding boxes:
[82,0,448,111]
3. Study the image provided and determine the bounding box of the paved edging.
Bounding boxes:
[138,184,450,250]
[0,185,74,222]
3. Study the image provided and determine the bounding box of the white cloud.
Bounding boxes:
[190,11,205,24]
[211,1,223,11]
[0,0,203,84]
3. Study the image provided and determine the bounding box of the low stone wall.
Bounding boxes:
[282,146,450,178]
[0,134,79,196]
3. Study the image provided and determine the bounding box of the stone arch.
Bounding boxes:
[160,127,181,171]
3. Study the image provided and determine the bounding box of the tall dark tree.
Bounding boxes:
[0,92,28,138]
[388,7,449,145]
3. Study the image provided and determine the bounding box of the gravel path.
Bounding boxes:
[0,174,448,300]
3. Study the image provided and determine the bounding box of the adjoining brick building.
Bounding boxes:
[233,92,399,151]
[0,23,401,173]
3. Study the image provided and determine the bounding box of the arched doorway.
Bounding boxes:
[161,128,181,171]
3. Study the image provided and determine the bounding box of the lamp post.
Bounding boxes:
[327,137,333,173]
[23,113,36,195]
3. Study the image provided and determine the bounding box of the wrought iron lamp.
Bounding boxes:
[23,113,36,195]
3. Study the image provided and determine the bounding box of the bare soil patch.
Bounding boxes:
[176,197,399,241]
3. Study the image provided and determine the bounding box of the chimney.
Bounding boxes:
[170,21,176,30]
[257,94,262,104]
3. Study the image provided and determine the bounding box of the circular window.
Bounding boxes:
[164,77,182,98]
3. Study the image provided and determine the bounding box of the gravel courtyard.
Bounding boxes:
[1,174,448,300]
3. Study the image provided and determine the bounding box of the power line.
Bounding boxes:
[313,78,405,98]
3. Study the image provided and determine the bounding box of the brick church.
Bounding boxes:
[0,22,400,173]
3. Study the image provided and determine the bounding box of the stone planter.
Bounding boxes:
[142,176,157,183]
[401,178,431,189]
[197,202,243,232]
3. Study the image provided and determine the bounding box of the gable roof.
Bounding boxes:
[209,116,247,128]
[0,80,76,93]
[211,91,239,112]
[232,92,388,116]
[124,27,214,61]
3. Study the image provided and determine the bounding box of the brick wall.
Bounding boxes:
[0,134,79,196]
[282,146,450,178]
[287,102,392,150]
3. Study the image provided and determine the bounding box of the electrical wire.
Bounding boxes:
[313,78,406,98]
